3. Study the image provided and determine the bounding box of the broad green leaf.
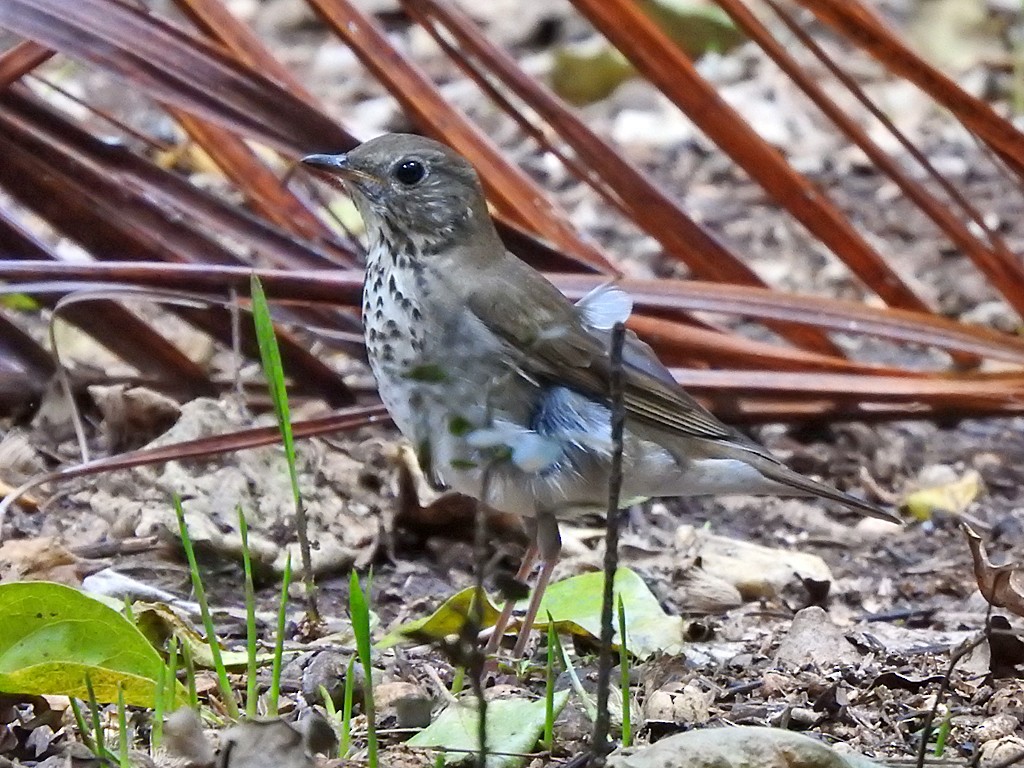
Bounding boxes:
[0,582,179,706]
[381,569,682,658]
[377,587,500,649]
[531,568,685,658]
[408,691,570,768]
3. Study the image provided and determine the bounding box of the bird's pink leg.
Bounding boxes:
[484,542,537,654]
[512,513,561,657]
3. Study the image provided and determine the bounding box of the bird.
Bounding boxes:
[302,133,899,656]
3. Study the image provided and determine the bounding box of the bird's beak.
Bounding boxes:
[301,153,380,184]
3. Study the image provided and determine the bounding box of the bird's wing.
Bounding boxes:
[463,262,898,522]
[465,263,752,449]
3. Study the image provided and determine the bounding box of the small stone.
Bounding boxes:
[300,650,349,707]
[853,517,904,541]
[979,736,1024,768]
[975,714,1020,743]
[162,708,215,768]
[775,607,859,668]
[607,725,881,768]
[395,695,434,729]
[375,681,431,727]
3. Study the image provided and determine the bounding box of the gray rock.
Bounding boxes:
[608,725,880,768]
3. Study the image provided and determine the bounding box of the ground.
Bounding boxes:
[2,0,1024,766]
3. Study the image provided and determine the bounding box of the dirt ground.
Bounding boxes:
[3,1,1024,766]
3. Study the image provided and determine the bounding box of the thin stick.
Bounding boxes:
[592,322,626,762]
[915,610,991,768]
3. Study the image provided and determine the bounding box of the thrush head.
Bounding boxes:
[302,134,491,250]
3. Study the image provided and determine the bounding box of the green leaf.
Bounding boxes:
[380,569,680,658]
[531,568,684,659]
[0,582,179,706]
[640,0,745,57]
[350,571,378,767]
[377,586,501,649]
[250,275,300,509]
[408,692,570,768]
[551,0,744,104]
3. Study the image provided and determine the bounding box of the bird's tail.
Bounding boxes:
[748,456,900,523]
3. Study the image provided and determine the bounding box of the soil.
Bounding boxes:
[2,1,1024,766]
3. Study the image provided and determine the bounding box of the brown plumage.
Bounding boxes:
[303,133,897,655]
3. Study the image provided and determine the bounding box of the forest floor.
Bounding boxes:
[3,1,1024,766]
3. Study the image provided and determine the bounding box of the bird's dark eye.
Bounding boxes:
[392,159,426,186]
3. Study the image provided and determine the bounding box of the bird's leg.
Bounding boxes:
[483,541,537,654]
[512,512,561,657]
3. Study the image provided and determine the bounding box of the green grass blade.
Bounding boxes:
[85,673,112,761]
[117,683,130,768]
[349,571,377,768]
[165,637,180,712]
[543,613,557,751]
[182,642,198,710]
[239,505,259,718]
[934,714,951,757]
[174,494,239,720]
[69,698,95,755]
[249,274,317,621]
[151,661,166,753]
[249,275,298,497]
[320,685,338,720]
[553,630,596,721]
[268,551,293,717]
[450,666,465,697]
[618,595,631,747]
[340,655,355,757]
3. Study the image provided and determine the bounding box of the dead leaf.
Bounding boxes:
[133,602,275,670]
[89,384,181,451]
[963,523,1024,617]
[219,716,335,768]
[0,431,45,486]
[675,525,832,600]
[0,538,84,585]
[903,467,982,520]
[774,607,859,668]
